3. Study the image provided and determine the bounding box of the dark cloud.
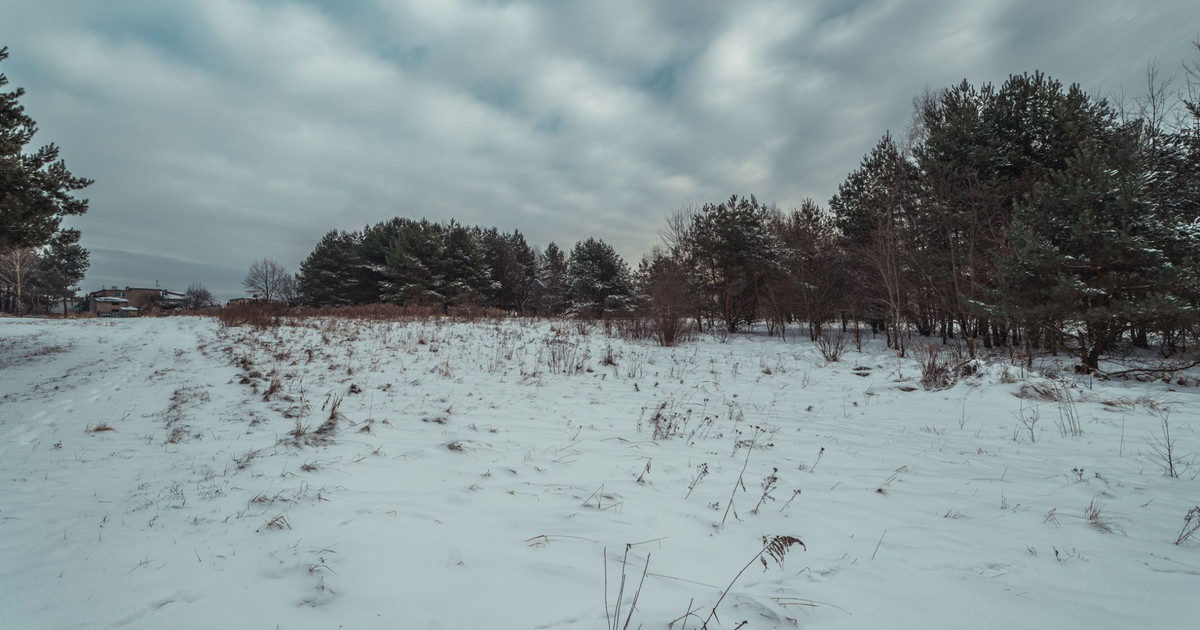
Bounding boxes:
[3,0,1196,300]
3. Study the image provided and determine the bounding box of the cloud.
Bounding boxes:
[2,0,1197,299]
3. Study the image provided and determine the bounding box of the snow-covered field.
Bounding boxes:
[1,315,1198,629]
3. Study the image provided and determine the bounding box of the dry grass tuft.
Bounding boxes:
[1017,381,1063,401]
[262,378,283,401]
[258,514,291,532]
[1084,496,1125,534]
[914,344,954,390]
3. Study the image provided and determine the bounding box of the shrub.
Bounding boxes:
[815,331,849,362]
[915,344,954,390]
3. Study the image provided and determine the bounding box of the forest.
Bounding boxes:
[294,64,1200,373]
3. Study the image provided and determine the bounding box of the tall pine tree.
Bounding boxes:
[1,47,92,253]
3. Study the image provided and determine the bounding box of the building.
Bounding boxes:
[161,290,187,310]
[91,295,132,317]
[87,286,183,316]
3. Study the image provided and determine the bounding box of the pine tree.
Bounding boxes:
[910,74,1118,351]
[358,218,413,304]
[505,230,539,313]
[438,221,491,307]
[566,238,633,317]
[767,199,845,340]
[829,134,920,352]
[1000,140,1199,371]
[298,230,368,307]
[537,242,568,315]
[381,219,444,305]
[34,228,88,315]
[1,47,92,253]
[684,195,778,333]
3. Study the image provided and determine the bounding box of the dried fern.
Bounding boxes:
[697,535,806,629]
[760,535,806,570]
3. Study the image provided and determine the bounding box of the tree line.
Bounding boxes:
[296,217,633,318]
[294,48,1200,372]
[634,62,1200,370]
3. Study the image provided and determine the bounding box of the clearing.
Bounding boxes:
[1,316,1197,629]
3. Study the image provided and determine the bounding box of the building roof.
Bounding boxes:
[95,297,129,303]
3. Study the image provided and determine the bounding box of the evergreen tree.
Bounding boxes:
[911,74,1118,351]
[537,241,568,315]
[1,47,92,253]
[910,81,995,344]
[766,199,845,340]
[829,134,920,352]
[480,229,540,313]
[381,219,444,305]
[683,195,777,333]
[358,218,410,304]
[298,230,369,307]
[504,230,539,313]
[566,238,633,317]
[999,140,1200,371]
[35,228,88,315]
[438,221,491,306]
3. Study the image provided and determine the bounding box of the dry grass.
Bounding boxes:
[215,301,509,331]
[261,377,283,401]
[259,514,292,532]
[1084,496,1124,534]
[914,344,954,391]
[216,301,294,330]
[1017,381,1064,402]
[233,448,259,470]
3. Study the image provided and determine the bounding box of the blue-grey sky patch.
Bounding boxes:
[2,0,1197,300]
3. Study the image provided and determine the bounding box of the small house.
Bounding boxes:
[93,296,130,317]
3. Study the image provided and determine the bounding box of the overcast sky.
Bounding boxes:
[3,0,1197,300]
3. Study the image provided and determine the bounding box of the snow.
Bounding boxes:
[1,316,1198,629]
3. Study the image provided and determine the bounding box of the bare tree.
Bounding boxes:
[182,282,215,310]
[637,246,693,346]
[0,247,40,314]
[243,259,291,302]
[276,273,299,305]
